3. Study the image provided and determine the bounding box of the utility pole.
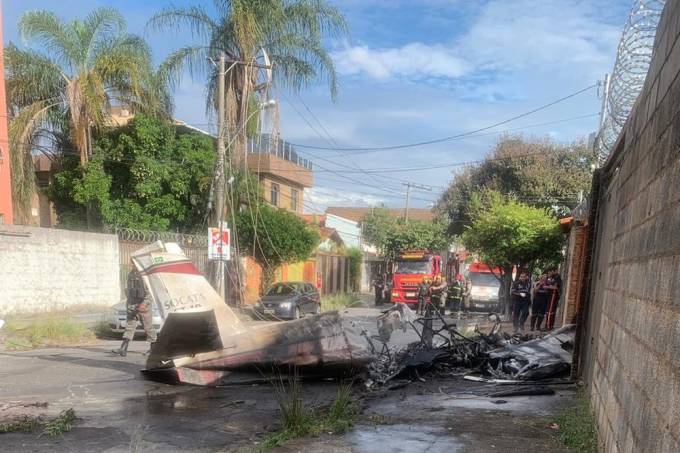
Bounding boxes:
[402,182,432,221]
[212,51,227,298]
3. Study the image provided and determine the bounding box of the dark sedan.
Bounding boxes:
[254,282,321,320]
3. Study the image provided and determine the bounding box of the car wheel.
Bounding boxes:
[294,306,302,319]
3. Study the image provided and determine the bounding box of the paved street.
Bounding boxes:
[1,306,573,452]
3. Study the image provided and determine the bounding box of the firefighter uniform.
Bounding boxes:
[429,274,447,314]
[111,269,156,356]
[447,278,464,312]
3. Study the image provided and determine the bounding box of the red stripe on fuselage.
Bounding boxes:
[142,261,201,276]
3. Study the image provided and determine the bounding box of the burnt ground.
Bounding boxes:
[0,306,575,452]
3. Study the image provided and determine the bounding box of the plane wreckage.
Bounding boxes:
[134,242,574,387]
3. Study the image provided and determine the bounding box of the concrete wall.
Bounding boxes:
[581,2,680,451]
[0,225,120,314]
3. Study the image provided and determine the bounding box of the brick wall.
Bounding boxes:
[0,225,120,314]
[581,1,680,452]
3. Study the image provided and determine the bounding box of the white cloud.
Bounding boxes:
[305,187,385,212]
[333,43,469,80]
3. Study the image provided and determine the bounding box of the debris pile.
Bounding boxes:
[361,304,574,389]
[133,242,575,388]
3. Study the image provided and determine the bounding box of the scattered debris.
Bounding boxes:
[134,242,575,389]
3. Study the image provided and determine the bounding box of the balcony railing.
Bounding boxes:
[247,134,313,170]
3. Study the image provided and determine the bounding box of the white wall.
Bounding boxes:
[0,225,120,314]
[325,214,361,249]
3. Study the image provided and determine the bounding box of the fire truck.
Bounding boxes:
[390,250,442,306]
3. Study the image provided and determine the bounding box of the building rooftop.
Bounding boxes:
[325,207,436,223]
[247,134,312,170]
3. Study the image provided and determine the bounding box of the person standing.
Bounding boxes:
[111,267,157,357]
[429,273,447,315]
[510,272,532,332]
[373,274,385,306]
[416,278,430,315]
[544,270,562,330]
[530,274,550,331]
[447,274,465,314]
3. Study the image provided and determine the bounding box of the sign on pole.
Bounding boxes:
[208,223,230,261]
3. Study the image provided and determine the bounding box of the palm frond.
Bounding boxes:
[5,43,66,110]
[82,7,126,67]
[146,6,217,42]
[18,10,78,71]
[8,100,60,215]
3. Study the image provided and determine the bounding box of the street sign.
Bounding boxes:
[208,223,230,261]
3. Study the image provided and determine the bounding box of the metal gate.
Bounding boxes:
[115,227,209,293]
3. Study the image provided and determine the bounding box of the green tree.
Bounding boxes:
[345,247,363,291]
[461,191,564,313]
[6,8,168,216]
[147,0,347,164]
[49,114,215,231]
[236,204,320,290]
[361,208,449,259]
[437,136,594,235]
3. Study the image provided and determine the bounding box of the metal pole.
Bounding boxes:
[404,182,411,221]
[213,51,227,298]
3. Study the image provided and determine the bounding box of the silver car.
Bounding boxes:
[106,301,163,335]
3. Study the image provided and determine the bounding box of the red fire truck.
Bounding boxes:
[390,250,442,306]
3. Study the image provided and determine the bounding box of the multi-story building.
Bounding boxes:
[246,134,313,214]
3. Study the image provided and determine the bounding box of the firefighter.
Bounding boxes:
[429,273,447,315]
[447,274,465,314]
[111,267,157,357]
[416,278,430,315]
[544,270,562,330]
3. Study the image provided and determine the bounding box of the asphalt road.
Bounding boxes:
[0,305,572,452]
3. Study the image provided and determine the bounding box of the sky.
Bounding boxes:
[3,0,633,212]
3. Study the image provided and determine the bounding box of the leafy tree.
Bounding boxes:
[236,204,320,290]
[6,8,168,216]
[437,136,594,235]
[461,191,564,313]
[361,208,449,259]
[345,247,363,291]
[49,115,215,231]
[147,0,347,164]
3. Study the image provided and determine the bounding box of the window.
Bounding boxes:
[291,188,299,211]
[270,183,279,207]
[394,260,431,275]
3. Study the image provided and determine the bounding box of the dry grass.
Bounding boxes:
[320,294,361,312]
[3,316,95,350]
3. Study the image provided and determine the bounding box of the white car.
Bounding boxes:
[106,301,163,335]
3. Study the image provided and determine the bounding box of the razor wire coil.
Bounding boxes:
[113,227,208,247]
[596,0,666,161]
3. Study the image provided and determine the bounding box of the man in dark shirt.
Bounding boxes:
[510,272,532,332]
[530,274,550,331]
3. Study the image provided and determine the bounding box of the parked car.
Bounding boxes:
[106,300,163,335]
[467,272,501,312]
[254,282,321,320]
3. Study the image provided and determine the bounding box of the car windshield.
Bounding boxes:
[394,260,431,275]
[469,272,500,287]
[266,283,299,296]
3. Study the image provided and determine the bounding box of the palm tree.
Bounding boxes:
[148,0,347,164]
[6,8,168,216]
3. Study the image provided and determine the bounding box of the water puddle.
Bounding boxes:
[348,424,462,453]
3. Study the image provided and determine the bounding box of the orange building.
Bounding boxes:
[0,12,13,224]
[246,134,313,214]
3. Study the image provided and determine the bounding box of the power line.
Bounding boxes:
[288,84,597,151]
